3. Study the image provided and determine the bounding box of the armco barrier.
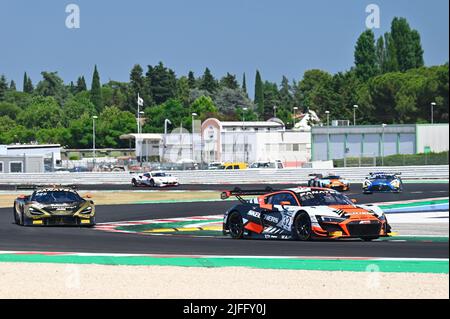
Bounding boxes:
[0,166,448,185]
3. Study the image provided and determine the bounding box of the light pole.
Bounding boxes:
[273,105,277,118]
[163,119,172,163]
[325,111,330,161]
[381,123,387,166]
[242,107,248,163]
[293,107,299,128]
[431,102,436,124]
[92,116,98,170]
[191,113,197,162]
[353,105,359,126]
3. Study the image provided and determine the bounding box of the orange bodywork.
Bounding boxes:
[326,179,350,191]
[313,205,388,239]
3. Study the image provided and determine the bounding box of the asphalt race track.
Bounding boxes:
[0,183,448,258]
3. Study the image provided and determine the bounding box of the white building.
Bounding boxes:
[0,144,61,172]
[201,118,311,167]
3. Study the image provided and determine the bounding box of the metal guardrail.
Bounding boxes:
[0,166,448,185]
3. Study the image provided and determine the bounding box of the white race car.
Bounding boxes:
[131,171,180,188]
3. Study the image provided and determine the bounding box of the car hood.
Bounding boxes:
[318,205,377,219]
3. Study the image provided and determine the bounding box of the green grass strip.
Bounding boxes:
[380,198,449,210]
[0,254,447,274]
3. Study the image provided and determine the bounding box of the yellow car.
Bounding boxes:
[218,162,248,170]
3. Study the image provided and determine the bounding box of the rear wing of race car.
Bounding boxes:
[220,187,277,203]
[15,184,79,191]
[308,173,323,178]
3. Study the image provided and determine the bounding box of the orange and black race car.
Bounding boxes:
[222,187,392,241]
[307,174,350,191]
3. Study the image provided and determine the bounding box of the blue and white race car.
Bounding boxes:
[363,172,403,194]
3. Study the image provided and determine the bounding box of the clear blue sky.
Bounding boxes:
[0,0,448,96]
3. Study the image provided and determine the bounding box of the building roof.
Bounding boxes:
[221,121,284,128]
[120,134,163,141]
[5,144,61,150]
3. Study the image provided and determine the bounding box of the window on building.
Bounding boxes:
[0,162,3,173]
[293,144,299,152]
[10,162,23,173]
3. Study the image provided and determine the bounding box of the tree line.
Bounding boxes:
[0,17,448,149]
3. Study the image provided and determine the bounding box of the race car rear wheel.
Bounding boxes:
[131,179,138,187]
[227,211,244,239]
[292,212,312,241]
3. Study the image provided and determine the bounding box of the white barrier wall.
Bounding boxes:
[0,166,448,185]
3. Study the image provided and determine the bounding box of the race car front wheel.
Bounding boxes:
[292,212,312,241]
[13,207,19,225]
[227,211,244,239]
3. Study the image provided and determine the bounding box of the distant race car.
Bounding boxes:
[131,171,179,188]
[13,185,95,226]
[363,172,403,194]
[221,187,391,241]
[307,174,350,191]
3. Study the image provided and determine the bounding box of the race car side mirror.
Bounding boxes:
[18,194,26,199]
[280,201,291,207]
[351,199,357,203]
[84,194,92,199]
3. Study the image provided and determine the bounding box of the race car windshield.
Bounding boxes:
[153,173,167,177]
[32,191,82,203]
[372,175,394,180]
[297,191,353,206]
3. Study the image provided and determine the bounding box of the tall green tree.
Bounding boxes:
[0,75,8,101]
[188,71,197,89]
[76,76,87,93]
[90,65,103,113]
[354,30,378,81]
[145,62,177,105]
[411,30,425,68]
[199,68,218,93]
[9,80,16,91]
[23,72,34,94]
[390,17,423,71]
[128,64,149,113]
[254,70,264,118]
[220,73,239,90]
[35,72,68,105]
[242,73,247,96]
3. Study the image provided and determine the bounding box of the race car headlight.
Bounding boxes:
[317,216,346,223]
[29,207,44,216]
[80,206,93,214]
[390,180,400,188]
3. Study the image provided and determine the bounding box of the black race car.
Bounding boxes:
[13,185,96,226]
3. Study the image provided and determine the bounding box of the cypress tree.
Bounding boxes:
[10,80,16,91]
[254,70,264,118]
[23,72,34,93]
[188,71,196,89]
[0,75,7,101]
[242,73,247,96]
[76,76,87,92]
[199,68,218,93]
[90,65,103,113]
